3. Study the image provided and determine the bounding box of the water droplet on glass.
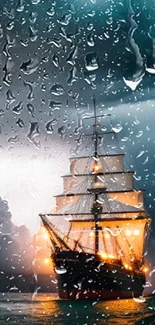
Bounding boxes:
[29,12,38,24]
[136,151,145,158]
[24,81,34,100]
[12,102,24,114]
[112,125,122,133]
[47,38,61,48]
[58,126,65,138]
[7,21,14,31]
[16,0,25,12]
[66,46,78,65]
[67,67,78,85]
[29,26,38,42]
[6,90,15,104]
[31,0,41,4]
[0,109,4,117]
[20,39,29,47]
[0,24,3,38]
[8,135,19,143]
[85,52,98,71]
[49,101,62,111]
[27,122,40,149]
[27,103,35,117]
[55,267,67,274]
[20,57,39,75]
[47,7,55,17]
[50,84,65,96]
[45,119,57,134]
[136,130,143,138]
[57,13,72,26]
[87,23,93,31]
[87,33,95,47]
[16,118,25,128]
[52,54,59,68]
[3,59,14,86]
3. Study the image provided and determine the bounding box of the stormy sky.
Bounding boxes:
[0,0,155,281]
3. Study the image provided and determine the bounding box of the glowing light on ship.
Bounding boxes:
[126,230,131,236]
[133,229,140,236]
[44,258,50,265]
[92,160,102,173]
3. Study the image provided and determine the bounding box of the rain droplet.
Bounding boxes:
[112,125,122,133]
[45,120,56,134]
[87,23,93,31]
[27,103,35,117]
[0,24,3,38]
[3,59,14,86]
[136,151,145,158]
[8,135,19,143]
[6,90,15,104]
[66,46,78,65]
[57,13,72,26]
[46,38,61,48]
[20,57,39,75]
[12,102,24,114]
[55,267,67,274]
[24,81,34,100]
[47,7,55,16]
[85,52,98,71]
[29,12,38,24]
[20,39,29,47]
[29,26,38,42]
[16,0,25,12]
[67,67,78,85]
[27,122,40,149]
[136,130,143,138]
[7,21,14,31]
[50,84,64,96]
[84,73,96,89]
[16,118,25,128]
[49,101,62,111]
[52,54,59,68]
[0,109,4,117]
[87,33,95,47]
[58,126,65,138]
[31,0,41,4]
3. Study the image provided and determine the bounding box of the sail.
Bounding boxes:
[63,172,134,193]
[69,154,125,175]
[66,218,151,265]
[52,193,144,216]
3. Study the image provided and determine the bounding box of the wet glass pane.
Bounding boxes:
[0,0,155,324]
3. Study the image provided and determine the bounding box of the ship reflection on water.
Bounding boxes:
[0,293,153,325]
[30,295,155,325]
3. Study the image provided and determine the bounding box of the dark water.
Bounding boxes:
[0,294,155,325]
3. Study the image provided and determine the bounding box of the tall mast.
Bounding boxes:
[88,95,106,254]
[93,94,98,158]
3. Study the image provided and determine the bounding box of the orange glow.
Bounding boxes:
[124,263,129,269]
[89,231,94,237]
[143,266,148,273]
[44,258,51,265]
[104,232,110,239]
[92,161,102,173]
[126,230,131,236]
[43,232,49,240]
[98,252,116,260]
[133,229,140,236]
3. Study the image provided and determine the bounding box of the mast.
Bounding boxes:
[88,95,105,254]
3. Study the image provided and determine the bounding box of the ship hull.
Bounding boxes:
[53,251,146,300]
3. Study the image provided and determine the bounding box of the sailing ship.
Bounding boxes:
[40,98,151,300]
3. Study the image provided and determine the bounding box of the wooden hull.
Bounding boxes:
[53,251,146,300]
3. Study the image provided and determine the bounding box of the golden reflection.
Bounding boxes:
[96,297,152,325]
[25,294,154,325]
